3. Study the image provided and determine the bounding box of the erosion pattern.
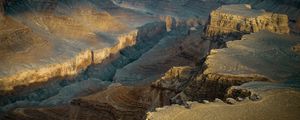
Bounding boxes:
[0,0,165,93]
[205,4,289,39]
[1,0,300,120]
[183,31,300,101]
[4,67,196,120]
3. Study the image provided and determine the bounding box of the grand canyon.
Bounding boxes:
[0,0,300,120]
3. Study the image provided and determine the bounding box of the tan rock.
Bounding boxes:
[146,90,300,120]
[205,4,290,38]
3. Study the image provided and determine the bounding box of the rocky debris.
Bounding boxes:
[236,97,244,101]
[249,94,262,101]
[225,87,252,99]
[225,98,237,104]
[292,44,300,53]
[205,4,289,39]
[202,100,210,104]
[214,98,223,103]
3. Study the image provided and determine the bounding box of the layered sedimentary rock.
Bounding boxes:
[152,66,194,91]
[0,1,171,98]
[147,90,300,120]
[113,29,210,85]
[3,65,197,119]
[205,4,289,39]
[3,86,169,120]
[184,31,300,101]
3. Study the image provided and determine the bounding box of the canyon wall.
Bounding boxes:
[183,31,300,101]
[0,21,167,94]
[3,66,195,120]
[205,4,289,39]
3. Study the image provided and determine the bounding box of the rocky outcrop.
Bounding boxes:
[3,65,197,119]
[152,66,194,91]
[184,31,300,101]
[205,4,289,39]
[113,29,210,85]
[19,61,200,120]
[0,21,166,94]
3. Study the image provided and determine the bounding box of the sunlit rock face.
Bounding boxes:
[1,0,300,120]
[205,4,289,39]
[204,31,300,82]
[0,0,164,93]
[183,31,300,101]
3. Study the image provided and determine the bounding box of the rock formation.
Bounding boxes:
[205,4,289,39]
[152,66,194,91]
[147,90,300,120]
[2,65,196,119]
[1,1,300,120]
[0,1,167,94]
[113,29,210,85]
[183,31,300,101]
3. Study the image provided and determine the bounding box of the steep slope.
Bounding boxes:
[184,31,300,101]
[2,66,196,120]
[0,0,164,94]
[113,27,210,85]
[205,4,289,39]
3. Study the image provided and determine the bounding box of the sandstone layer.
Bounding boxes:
[0,0,165,93]
[205,4,289,39]
[2,66,196,120]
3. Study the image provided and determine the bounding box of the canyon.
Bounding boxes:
[1,0,300,120]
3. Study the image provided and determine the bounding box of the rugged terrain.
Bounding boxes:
[1,0,300,120]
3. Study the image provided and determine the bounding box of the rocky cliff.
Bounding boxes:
[183,31,300,101]
[205,4,289,39]
[0,21,166,94]
[2,66,196,120]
